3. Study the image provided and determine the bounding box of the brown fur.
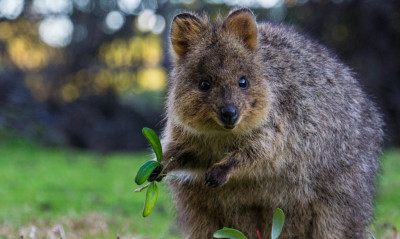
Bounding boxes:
[156,8,383,239]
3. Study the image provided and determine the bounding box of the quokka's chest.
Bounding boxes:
[180,137,240,164]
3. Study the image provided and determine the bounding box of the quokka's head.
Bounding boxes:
[168,8,270,135]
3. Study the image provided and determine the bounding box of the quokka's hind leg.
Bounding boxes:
[310,198,369,239]
[176,205,222,239]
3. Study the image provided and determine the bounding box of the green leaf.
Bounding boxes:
[271,208,285,239]
[142,182,158,217]
[135,160,160,185]
[213,227,247,239]
[142,127,163,162]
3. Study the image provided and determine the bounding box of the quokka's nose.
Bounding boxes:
[220,106,239,127]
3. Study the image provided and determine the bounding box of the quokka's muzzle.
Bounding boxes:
[220,105,239,129]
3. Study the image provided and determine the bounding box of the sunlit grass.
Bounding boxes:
[0,130,179,238]
[373,149,400,237]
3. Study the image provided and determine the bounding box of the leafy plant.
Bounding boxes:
[214,227,247,239]
[212,208,285,239]
[135,160,160,185]
[271,208,285,239]
[142,181,158,217]
[141,127,162,163]
[134,127,164,217]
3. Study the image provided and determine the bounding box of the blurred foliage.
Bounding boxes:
[0,0,399,150]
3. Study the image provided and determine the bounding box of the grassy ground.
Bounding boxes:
[374,148,400,238]
[0,130,399,238]
[0,131,180,239]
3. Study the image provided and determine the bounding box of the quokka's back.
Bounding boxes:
[150,8,383,239]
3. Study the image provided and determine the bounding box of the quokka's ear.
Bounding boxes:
[170,13,205,61]
[223,8,258,51]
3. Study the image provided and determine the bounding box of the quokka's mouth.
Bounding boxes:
[213,109,242,131]
[224,124,236,130]
[218,116,242,130]
[214,118,237,130]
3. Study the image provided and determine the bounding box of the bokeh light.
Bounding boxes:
[96,34,166,94]
[204,0,283,8]
[258,0,283,8]
[32,0,73,15]
[39,16,74,48]
[118,0,141,14]
[105,10,125,33]
[136,10,165,34]
[151,15,166,34]
[73,0,93,12]
[0,0,24,20]
[137,67,167,91]
[137,10,156,32]
[8,36,54,70]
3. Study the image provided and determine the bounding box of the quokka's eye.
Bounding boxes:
[199,80,211,92]
[238,76,249,89]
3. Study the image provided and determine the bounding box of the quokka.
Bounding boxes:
[149,8,383,239]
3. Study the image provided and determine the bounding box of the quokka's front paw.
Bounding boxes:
[204,165,229,187]
[147,165,164,182]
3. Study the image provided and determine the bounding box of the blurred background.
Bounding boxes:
[0,0,399,238]
[0,0,399,151]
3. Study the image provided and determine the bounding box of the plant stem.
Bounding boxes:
[257,230,262,239]
[135,183,150,192]
[156,157,174,181]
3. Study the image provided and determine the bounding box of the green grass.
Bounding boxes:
[374,149,400,236]
[0,130,179,238]
[0,130,399,238]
